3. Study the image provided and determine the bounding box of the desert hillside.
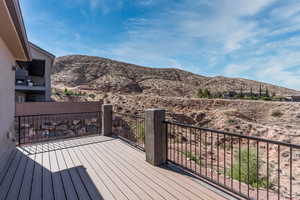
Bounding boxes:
[52,55,299,97]
[51,55,300,143]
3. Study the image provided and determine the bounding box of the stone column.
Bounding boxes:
[145,109,166,166]
[102,104,112,136]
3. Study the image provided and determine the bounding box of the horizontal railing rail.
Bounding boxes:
[165,120,300,200]
[15,111,101,117]
[113,112,145,150]
[16,111,102,145]
[166,121,300,148]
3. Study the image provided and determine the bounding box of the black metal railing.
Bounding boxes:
[16,111,102,145]
[165,121,300,200]
[113,112,145,150]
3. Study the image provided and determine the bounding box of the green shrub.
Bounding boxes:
[197,88,211,98]
[64,88,74,96]
[271,110,283,117]
[135,123,145,141]
[63,88,87,97]
[227,119,237,124]
[260,96,272,101]
[181,151,202,165]
[229,148,268,188]
[272,96,285,101]
[89,93,96,99]
[197,89,203,98]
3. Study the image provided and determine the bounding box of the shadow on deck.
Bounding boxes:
[0,135,240,200]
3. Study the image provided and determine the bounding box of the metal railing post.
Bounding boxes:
[18,116,21,145]
[145,108,166,166]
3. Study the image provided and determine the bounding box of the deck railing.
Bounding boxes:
[113,112,145,150]
[164,121,300,200]
[15,111,102,145]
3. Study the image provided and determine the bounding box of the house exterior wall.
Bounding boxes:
[29,45,53,101]
[0,37,16,158]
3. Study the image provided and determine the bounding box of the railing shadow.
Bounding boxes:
[19,135,116,155]
[0,147,104,200]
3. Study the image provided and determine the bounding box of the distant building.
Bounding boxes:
[223,91,237,98]
[15,42,55,102]
[291,96,300,102]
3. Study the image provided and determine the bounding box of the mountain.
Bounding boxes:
[52,55,299,97]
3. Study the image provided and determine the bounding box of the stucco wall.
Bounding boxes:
[29,45,53,101]
[0,37,16,158]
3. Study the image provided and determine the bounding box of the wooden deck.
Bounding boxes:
[0,135,237,200]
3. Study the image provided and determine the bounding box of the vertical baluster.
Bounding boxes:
[239,137,241,193]
[185,127,187,168]
[200,129,202,175]
[194,128,197,173]
[190,127,192,170]
[257,141,259,200]
[224,134,226,186]
[211,131,213,179]
[278,145,280,200]
[231,136,233,190]
[267,142,269,200]
[205,131,208,177]
[290,147,292,200]
[247,139,250,199]
[217,132,220,184]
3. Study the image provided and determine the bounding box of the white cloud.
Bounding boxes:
[270,1,300,20]
[224,64,251,77]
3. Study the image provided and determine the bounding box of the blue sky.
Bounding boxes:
[20,0,300,90]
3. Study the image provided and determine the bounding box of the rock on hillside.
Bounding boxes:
[52,55,299,97]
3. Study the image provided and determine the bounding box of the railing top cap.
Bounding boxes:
[146,108,166,111]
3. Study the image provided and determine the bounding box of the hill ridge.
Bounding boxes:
[52,55,299,97]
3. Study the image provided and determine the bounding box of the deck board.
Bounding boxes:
[30,145,43,200]
[0,150,22,200]
[5,152,28,200]
[2,135,236,200]
[94,142,190,200]
[55,142,79,200]
[107,140,226,200]
[48,148,66,200]
[18,146,37,200]
[60,146,91,200]
[42,142,55,200]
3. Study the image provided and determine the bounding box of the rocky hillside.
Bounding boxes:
[52,55,299,97]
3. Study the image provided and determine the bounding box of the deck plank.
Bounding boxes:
[48,145,66,200]
[18,145,37,200]
[5,152,29,200]
[60,146,91,200]
[0,151,22,200]
[69,146,116,200]
[97,141,196,200]
[55,141,79,200]
[83,145,141,200]
[42,142,54,200]
[112,140,223,200]
[103,140,226,200]
[64,144,104,200]
[30,145,43,200]
[77,144,129,200]
[90,142,164,200]
[0,150,17,186]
